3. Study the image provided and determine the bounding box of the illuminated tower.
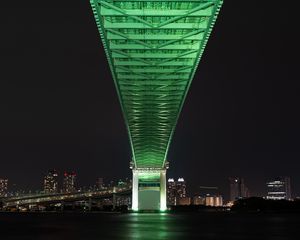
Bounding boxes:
[63,172,77,193]
[167,177,187,205]
[43,170,58,194]
[176,178,187,199]
[90,0,223,210]
[167,178,176,205]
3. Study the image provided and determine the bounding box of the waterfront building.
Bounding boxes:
[194,186,223,206]
[63,172,76,193]
[229,177,250,201]
[177,178,187,198]
[116,195,131,207]
[214,195,223,206]
[205,195,223,207]
[43,170,58,194]
[205,196,214,206]
[266,177,291,200]
[167,177,187,206]
[193,196,205,205]
[167,178,176,205]
[193,194,223,207]
[0,178,8,197]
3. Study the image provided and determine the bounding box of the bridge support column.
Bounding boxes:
[160,170,167,211]
[112,187,117,210]
[132,170,139,211]
[131,168,167,211]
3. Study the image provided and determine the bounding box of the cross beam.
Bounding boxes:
[90,0,223,210]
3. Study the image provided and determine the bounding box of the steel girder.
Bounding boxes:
[90,0,223,168]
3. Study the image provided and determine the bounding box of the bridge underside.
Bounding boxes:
[90,0,222,210]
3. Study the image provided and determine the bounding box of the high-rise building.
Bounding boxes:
[229,177,250,201]
[177,178,187,199]
[167,178,176,205]
[63,172,76,193]
[0,178,8,197]
[43,170,58,194]
[266,177,291,200]
[167,177,187,206]
[96,178,104,189]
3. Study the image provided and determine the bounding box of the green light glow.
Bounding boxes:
[90,0,223,168]
[138,172,160,182]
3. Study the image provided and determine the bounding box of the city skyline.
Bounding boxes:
[2,166,297,200]
[1,1,300,199]
[1,170,296,202]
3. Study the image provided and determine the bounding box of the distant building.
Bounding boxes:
[167,178,176,205]
[96,178,104,189]
[266,177,291,200]
[229,177,250,201]
[63,172,76,193]
[0,178,8,197]
[193,186,223,207]
[193,196,205,205]
[115,195,131,206]
[177,178,187,199]
[205,195,223,207]
[178,197,191,205]
[214,196,223,206]
[108,180,115,188]
[43,170,58,194]
[117,178,131,189]
[167,177,187,206]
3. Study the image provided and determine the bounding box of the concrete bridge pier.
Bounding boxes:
[89,0,223,213]
[132,168,167,211]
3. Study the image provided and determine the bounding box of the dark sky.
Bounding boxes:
[0,1,299,199]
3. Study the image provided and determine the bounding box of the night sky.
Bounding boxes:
[1,1,299,199]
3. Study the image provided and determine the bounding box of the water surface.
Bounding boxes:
[0,212,299,239]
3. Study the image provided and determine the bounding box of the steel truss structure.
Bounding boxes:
[90,0,223,210]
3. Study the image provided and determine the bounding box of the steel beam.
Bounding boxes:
[90,0,223,210]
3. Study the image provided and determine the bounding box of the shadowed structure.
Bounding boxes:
[89,0,223,210]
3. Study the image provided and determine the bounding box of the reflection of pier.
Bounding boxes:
[1,186,131,210]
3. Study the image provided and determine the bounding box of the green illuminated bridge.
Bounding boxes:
[89,0,223,210]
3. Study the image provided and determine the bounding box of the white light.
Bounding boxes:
[160,206,167,211]
[168,178,174,182]
[160,171,167,212]
[178,178,184,182]
[132,170,139,211]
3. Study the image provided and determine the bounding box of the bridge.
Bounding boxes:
[89,0,223,211]
[2,186,131,210]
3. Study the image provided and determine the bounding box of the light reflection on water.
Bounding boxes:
[122,213,179,240]
[0,212,299,239]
